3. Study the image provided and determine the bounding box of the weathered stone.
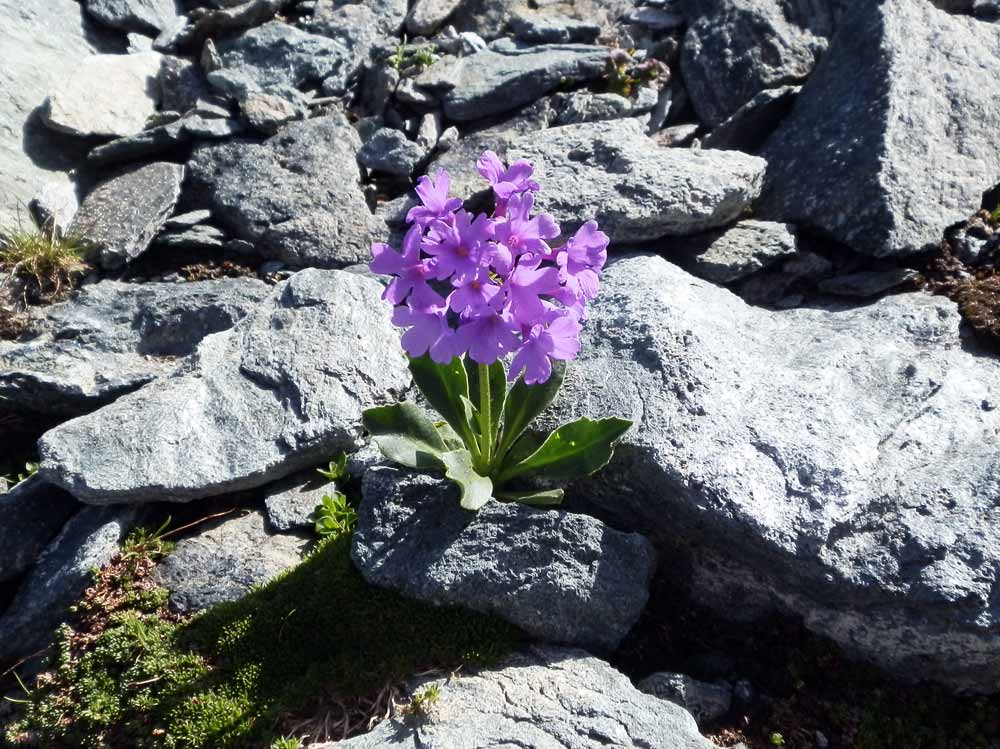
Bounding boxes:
[240,92,304,135]
[449,0,631,41]
[359,127,428,177]
[759,0,1000,258]
[353,468,657,651]
[406,0,463,35]
[0,277,269,414]
[263,470,336,532]
[507,119,767,242]
[163,209,212,229]
[320,646,715,749]
[153,511,308,613]
[70,162,184,269]
[0,506,140,660]
[680,0,834,126]
[638,672,733,727]
[624,6,684,31]
[38,270,410,504]
[817,269,920,298]
[671,220,799,284]
[189,114,384,269]
[0,476,79,583]
[159,0,286,51]
[84,0,182,36]
[702,85,800,152]
[85,113,241,167]
[209,20,351,99]
[510,8,600,43]
[28,181,79,236]
[551,253,1000,693]
[153,224,227,251]
[417,112,443,150]
[553,91,633,125]
[442,41,609,121]
[41,52,163,139]
[157,55,210,113]
[307,1,383,79]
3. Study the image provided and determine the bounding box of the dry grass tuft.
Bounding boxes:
[0,220,89,303]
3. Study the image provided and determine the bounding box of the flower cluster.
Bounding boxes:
[370,152,609,385]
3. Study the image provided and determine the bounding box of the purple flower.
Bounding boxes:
[456,311,520,365]
[422,209,493,281]
[477,151,540,201]
[492,192,560,272]
[503,259,560,327]
[449,266,502,315]
[556,221,608,303]
[406,169,463,228]
[369,225,438,306]
[508,312,582,385]
[392,298,456,364]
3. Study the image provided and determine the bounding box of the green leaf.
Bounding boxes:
[362,402,447,469]
[408,356,479,455]
[317,453,348,482]
[465,359,506,442]
[434,421,465,451]
[496,361,565,464]
[497,417,632,484]
[441,449,493,511]
[495,489,564,507]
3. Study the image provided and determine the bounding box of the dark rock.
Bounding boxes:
[510,8,601,43]
[623,6,684,31]
[702,85,800,152]
[163,209,212,229]
[70,162,185,269]
[157,55,210,113]
[818,269,920,298]
[153,511,307,613]
[671,220,799,284]
[638,672,733,727]
[38,270,410,504]
[758,0,1000,257]
[0,476,79,583]
[352,467,657,651]
[84,0,182,35]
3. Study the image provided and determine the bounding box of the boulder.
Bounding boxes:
[84,0,182,35]
[0,476,79,583]
[352,468,657,651]
[0,277,269,414]
[153,510,308,613]
[0,506,140,660]
[0,0,108,225]
[758,0,1000,257]
[38,269,410,504]
[263,470,336,532]
[188,114,385,269]
[679,0,837,126]
[442,40,609,121]
[319,646,715,749]
[41,52,163,139]
[670,220,799,284]
[69,162,185,268]
[507,119,767,243]
[549,253,1000,693]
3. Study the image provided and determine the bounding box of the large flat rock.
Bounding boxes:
[322,646,714,749]
[507,119,766,243]
[758,0,1000,257]
[553,253,1000,693]
[38,269,410,504]
[0,277,269,414]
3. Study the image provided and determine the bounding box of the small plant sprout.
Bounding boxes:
[404,683,441,719]
[0,460,39,493]
[317,452,349,482]
[0,215,88,300]
[364,153,631,510]
[270,737,303,749]
[770,732,786,747]
[312,492,358,538]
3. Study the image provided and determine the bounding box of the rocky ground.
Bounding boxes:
[2,0,1000,747]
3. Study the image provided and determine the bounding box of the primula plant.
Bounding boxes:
[363,152,631,510]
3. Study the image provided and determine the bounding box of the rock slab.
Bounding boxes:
[322,646,714,749]
[38,269,410,504]
[0,476,79,583]
[352,468,657,651]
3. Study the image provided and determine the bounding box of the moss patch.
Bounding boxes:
[6,527,520,748]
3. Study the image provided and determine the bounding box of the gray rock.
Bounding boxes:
[0,506,140,660]
[70,162,184,269]
[320,646,715,749]
[28,181,79,236]
[159,0,286,51]
[0,277,269,414]
[41,52,163,139]
[240,91,305,135]
[263,470,336,532]
[163,209,212,229]
[758,0,1000,258]
[818,269,920,298]
[638,672,733,727]
[702,85,800,152]
[406,0,462,35]
[302,2,384,81]
[189,114,384,269]
[417,112,443,150]
[153,511,307,613]
[624,6,684,31]
[671,220,799,284]
[209,20,351,100]
[84,0,182,36]
[38,270,410,504]
[153,223,227,251]
[395,78,436,107]
[0,476,79,583]
[352,467,657,651]
[359,127,428,177]
[442,42,609,121]
[550,253,1000,693]
[510,8,601,43]
[553,91,634,125]
[157,55,210,113]
[680,0,833,126]
[507,119,767,243]
[85,112,241,167]
[658,123,700,147]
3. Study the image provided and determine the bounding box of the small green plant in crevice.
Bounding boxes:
[311,491,357,537]
[269,737,303,749]
[387,37,439,73]
[316,452,348,483]
[0,460,38,494]
[770,732,786,747]
[605,47,670,99]
[402,683,441,720]
[0,218,89,302]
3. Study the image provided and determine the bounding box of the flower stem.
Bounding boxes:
[478,362,492,471]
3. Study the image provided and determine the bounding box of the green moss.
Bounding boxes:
[8,532,520,748]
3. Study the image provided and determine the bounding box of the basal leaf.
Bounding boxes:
[495,488,565,507]
[441,449,493,511]
[497,417,632,484]
[495,361,565,463]
[408,356,478,455]
[362,402,447,469]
